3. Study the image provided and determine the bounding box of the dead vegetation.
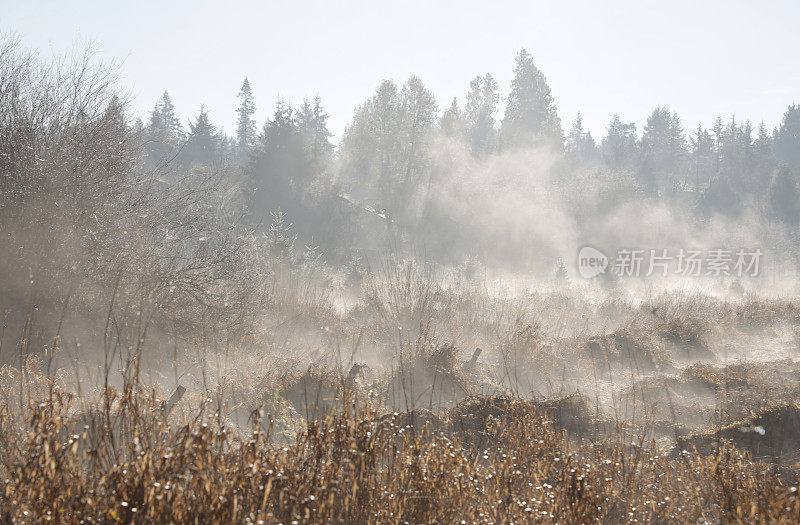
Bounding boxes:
[385,335,472,411]
[5,280,800,523]
[5,287,800,523]
[3,376,800,523]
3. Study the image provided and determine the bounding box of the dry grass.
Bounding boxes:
[3,376,800,523]
[5,283,800,523]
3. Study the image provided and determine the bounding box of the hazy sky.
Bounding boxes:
[2,0,799,142]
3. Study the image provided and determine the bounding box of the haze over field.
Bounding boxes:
[2,3,800,522]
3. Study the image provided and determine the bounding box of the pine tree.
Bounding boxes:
[148,102,165,138]
[718,116,752,193]
[501,49,563,149]
[236,78,257,150]
[247,98,336,235]
[742,120,755,181]
[103,95,126,131]
[711,115,725,173]
[254,99,307,194]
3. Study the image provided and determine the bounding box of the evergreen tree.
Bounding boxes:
[103,95,126,131]
[143,91,184,168]
[347,80,402,198]
[719,116,754,193]
[440,97,464,139]
[159,91,183,141]
[710,115,725,176]
[184,106,219,167]
[689,124,715,190]
[144,101,170,166]
[464,73,498,156]
[640,106,686,193]
[775,104,800,169]
[132,117,144,138]
[742,119,756,183]
[250,100,307,211]
[297,95,333,173]
[565,113,597,163]
[247,99,346,247]
[753,122,775,198]
[712,116,725,153]
[147,102,166,139]
[600,114,637,170]
[501,49,563,149]
[697,174,742,217]
[769,164,800,223]
[236,78,257,150]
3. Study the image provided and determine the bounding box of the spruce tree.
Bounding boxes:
[159,91,183,141]
[236,78,257,150]
[184,106,219,167]
[501,49,562,148]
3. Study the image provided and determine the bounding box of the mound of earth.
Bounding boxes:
[677,403,800,460]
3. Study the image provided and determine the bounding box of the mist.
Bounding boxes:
[2,16,800,521]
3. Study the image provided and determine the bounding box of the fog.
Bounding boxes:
[2,31,800,454]
[6,5,800,516]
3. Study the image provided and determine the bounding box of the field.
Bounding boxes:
[3,271,800,523]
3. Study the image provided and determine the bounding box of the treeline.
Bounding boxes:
[136,49,800,260]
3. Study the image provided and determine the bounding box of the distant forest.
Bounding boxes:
[3,43,800,298]
[136,49,800,265]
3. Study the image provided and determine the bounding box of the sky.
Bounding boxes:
[2,0,799,143]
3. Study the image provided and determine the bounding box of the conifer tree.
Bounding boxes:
[501,49,563,149]
[236,78,257,150]
[464,74,498,156]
